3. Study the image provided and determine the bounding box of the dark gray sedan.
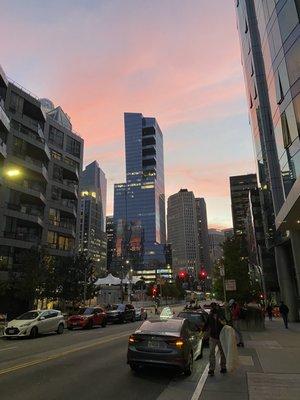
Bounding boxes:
[127,318,204,376]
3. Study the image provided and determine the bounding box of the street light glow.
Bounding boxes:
[5,168,21,178]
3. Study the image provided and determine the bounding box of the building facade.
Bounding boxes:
[113,112,167,271]
[236,0,300,319]
[106,215,115,271]
[0,65,83,275]
[167,189,200,275]
[79,161,107,275]
[208,229,225,264]
[230,174,258,236]
[195,197,211,274]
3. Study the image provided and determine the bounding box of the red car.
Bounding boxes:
[67,307,107,330]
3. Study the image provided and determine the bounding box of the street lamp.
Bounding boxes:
[5,168,21,178]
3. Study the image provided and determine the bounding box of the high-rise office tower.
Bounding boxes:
[236,0,300,319]
[195,198,211,274]
[208,229,225,264]
[230,174,258,236]
[113,112,166,270]
[106,216,115,271]
[79,161,107,275]
[167,189,200,275]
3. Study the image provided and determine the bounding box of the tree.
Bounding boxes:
[212,237,259,304]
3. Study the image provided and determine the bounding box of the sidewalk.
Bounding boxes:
[199,319,300,400]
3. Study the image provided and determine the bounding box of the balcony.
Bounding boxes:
[7,179,46,204]
[142,127,155,137]
[48,218,76,237]
[21,114,44,138]
[142,157,156,167]
[11,119,51,159]
[53,157,79,179]
[53,178,78,198]
[6,203,44,227]
[2,231,40,249]
[0,137,7,158]
[11,153,48,181]
[0,101,10,132]
[142,137,156,147]
[50,199,77,217]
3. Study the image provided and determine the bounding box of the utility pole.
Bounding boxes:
[220,265,226,303]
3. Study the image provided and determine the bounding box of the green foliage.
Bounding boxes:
[212,237,260,304]
[2,249,96,311]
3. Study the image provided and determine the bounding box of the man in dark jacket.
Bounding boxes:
[279,301,289,329]
[204,303,227,376]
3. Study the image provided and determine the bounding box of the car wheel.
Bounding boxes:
[57,323,64,335]
[129,363,140,372]
[67,326,73,331]
[101,318,107,328]
[29,326,38,339]
[184,352,194,376]
[87,320,93,329]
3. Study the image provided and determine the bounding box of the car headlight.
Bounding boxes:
[19,322,32,328]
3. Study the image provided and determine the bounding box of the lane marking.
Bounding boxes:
[190,363,209,400]
[0,331,131,376]
[0,346,17,352]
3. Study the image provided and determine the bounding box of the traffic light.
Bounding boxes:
[152,286,157,297]
[199,269,207,281]
[178,270,187,280]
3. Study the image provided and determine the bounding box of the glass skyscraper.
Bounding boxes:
[114,112,166,270]
[236,0,300,319]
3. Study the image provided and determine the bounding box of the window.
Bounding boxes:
[51,186,60,200]
[49,126,64,147]
[52,164,63,182]
[286,39,300,87]
[47,231,58,248]
[49,208,60,225]
[66,136,81,158]
[9,91,23,113]
[278,0,298,42]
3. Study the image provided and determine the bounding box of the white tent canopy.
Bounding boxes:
[95,273,142,286]
[95,273,121,286]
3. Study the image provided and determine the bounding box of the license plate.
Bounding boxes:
[8,329,15,334]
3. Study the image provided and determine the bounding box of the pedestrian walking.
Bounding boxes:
[204,302,227,377]
[228,299,244,347]
[279,301,289,329]
[266,304,273,321]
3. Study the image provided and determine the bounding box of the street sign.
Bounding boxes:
[225,279,236,291]
[219,266,225,276]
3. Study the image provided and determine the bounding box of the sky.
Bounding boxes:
[0,0,256,229]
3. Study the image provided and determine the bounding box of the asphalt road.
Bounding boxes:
[0,317,208,400]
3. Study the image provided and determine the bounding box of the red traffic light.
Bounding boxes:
[199,269,207,280]
[152,287,157,296]
[178,270,187,279]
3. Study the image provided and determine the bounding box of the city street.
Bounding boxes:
[0,319,208,400]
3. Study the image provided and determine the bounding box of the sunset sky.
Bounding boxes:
[0,0,256,228]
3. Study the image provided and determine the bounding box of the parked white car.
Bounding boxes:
[4,310,65,339]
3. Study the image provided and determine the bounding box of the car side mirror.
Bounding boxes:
[39,316,45,321]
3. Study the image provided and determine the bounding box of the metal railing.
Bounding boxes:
[7,203,44,218]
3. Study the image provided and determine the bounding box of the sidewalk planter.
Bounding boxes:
[240,307,265,331]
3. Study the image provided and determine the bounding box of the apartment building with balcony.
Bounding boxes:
[0,69,49,267]
[0,65,83,270]
[41,99,83,257]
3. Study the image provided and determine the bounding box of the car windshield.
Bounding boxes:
[16,311,40,320]
[178,312,204,325]
[139,319,182,334]
[110,304,123,311]
[77,308,94,315]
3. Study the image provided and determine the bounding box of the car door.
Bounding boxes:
[38,311,51,333]
[186,321,201,359]
[93,308,101,325]
[48,310,60,332]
